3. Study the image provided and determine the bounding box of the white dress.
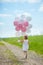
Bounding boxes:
[22,40,29,51]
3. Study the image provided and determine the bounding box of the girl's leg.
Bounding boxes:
[24,51,27,59]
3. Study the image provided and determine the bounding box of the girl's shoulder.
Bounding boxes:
[24,39,28,42]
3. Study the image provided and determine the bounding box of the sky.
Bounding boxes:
[0,0,43,38]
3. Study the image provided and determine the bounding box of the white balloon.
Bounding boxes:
[21,14,25,19]
[20,14,26,22]
[29,24,32,28]
[27,24,32,29]
[19,18,24,23]
[26,24,32,33]
[26,30,31,33]
[15,13,32,23]
[26,16,32,21]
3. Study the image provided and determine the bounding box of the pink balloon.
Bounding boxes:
[15,26,20,31]
[23,21,29,27]
[14,20,29,32]
[18,24,22,29]
[21,26,26,32]
[14,21,19,26]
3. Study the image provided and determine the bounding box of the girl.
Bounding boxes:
[20,35,29,59]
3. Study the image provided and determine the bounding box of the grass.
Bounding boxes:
[2,35,43,55]
[0,41,5,45]
[29,35,43,54]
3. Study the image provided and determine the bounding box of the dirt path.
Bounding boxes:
[0,41,22,65]
[0,46,19,65]
[2,41,43,65]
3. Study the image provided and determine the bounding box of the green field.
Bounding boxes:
[2,35,43,55]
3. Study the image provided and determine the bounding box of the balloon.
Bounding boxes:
[26,24,32,30]
[18,23,22,29]
[23,21,29,27]
[20,14,25,21]
[21,26,26,32]
[29,24,32,28]
[21,14,25,19]
[13,13,32,33]
[26,29,31,33]
[19,19,24,22]
[26,17,32,21]
[15,26,20,31]
[14,21,19,26]
[26,24,32,33]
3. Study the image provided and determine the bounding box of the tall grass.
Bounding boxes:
[2,35,43,54]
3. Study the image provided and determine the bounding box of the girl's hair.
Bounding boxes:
[24,35,28,40]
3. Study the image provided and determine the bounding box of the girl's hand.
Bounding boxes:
[18,40,20,42]
[18,40,23,43]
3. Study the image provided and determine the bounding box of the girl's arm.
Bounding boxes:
[18,37,24,43]
[20,40,24,43]
[18,39,24,43]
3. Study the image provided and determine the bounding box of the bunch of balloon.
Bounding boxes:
[13,13,32,37]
